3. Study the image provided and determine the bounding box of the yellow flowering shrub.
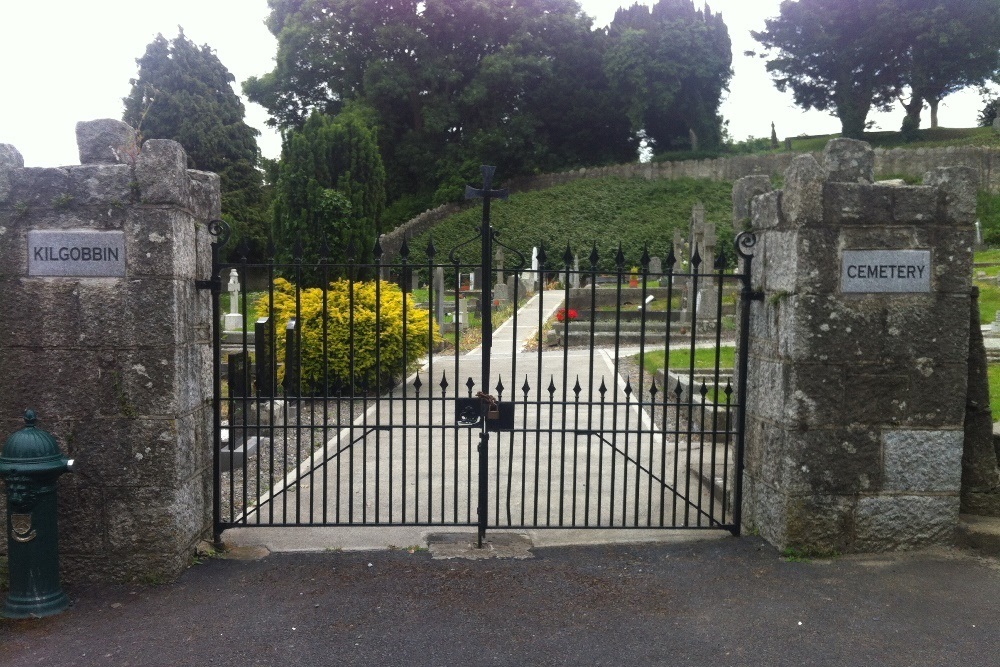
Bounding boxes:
[258,278,438,393]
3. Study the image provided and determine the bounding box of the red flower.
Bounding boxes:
[556,308,578,322]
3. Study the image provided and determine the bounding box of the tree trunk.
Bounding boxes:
[929,98,939,129]
[838,109,867,139]
[902,95,923,130]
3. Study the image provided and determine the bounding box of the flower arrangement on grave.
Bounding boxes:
[555,308,578,323]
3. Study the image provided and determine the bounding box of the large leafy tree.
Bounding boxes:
[245,0,638,206]
[752,0,907,139]
[605,0,732,152]
[271,107,386,282]
[897,0,1000,130]
[124,30,266,258]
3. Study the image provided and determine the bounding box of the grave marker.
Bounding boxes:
[283,318,300,396]
[225,269,243,332]
[255,317,275,398]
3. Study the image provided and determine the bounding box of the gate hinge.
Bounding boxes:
[196,278,217,291]
[748,290,764,302]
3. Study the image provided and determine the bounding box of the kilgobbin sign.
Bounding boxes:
[841,249,931,293]
[28,230,126,277]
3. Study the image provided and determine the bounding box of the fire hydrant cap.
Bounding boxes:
[0,410,68,472]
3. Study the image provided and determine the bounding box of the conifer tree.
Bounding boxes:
[124,29,266,258]
[272,107,386,283]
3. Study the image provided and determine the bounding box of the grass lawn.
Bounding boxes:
[789,126,1000,153]
[990,365,1000,419]
[637,346,736,376]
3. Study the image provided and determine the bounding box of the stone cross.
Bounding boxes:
[225,269,244,332]
[703,225,717,263]
[689,201,705,245]
[570,254,580,289]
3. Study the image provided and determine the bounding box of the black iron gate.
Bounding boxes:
[204,167,756,542]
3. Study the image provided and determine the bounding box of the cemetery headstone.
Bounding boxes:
[507,275,520,301]
[227,351,249,446]
[649,256,662,279]
[495,248,505,285]
[531,246,540,291]
[434,267,446,326]
[493,281,510,305]
[225,269,243,332]
[673,228,684,262]
[283,318,300,396]
[255,317,275,398]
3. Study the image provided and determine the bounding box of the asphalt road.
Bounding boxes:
[4,536,1000,666]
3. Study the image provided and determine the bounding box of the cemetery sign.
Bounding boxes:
[841,249,931,293]
[28,230,126,277]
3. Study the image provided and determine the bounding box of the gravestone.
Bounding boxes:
[225,269,243,332]
[697,226,720,319]
[530,247,540,291]
[673,229,685,262]
[648,256,662,279]
[689,201,706,257]
[434,267,446,327]
[493,281,510,305]
[283,318,300,395]
[459,298,469,328]
[227,351,249,447]
[255,317,275,398]
[507,275,520,301]
[495,248,505,285]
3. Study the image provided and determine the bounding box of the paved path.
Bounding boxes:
[227,291,733,549]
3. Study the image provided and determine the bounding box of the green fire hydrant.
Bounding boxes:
[0,410,73,618]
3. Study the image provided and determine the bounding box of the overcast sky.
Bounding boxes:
[0,0,992,168]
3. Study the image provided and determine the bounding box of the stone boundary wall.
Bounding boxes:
[737,138,976,553]
[505,146,1000,193]
[379,202,463,266]
[0,120,216,582]
[382,146,999,263]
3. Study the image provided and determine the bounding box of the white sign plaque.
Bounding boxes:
[841,250,931,293]
[28,230,126,277]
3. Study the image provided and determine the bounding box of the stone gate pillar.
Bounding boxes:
[739,138,975,552]
[0,120,216,581]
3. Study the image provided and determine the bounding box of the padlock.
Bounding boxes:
[486,403,500,420]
